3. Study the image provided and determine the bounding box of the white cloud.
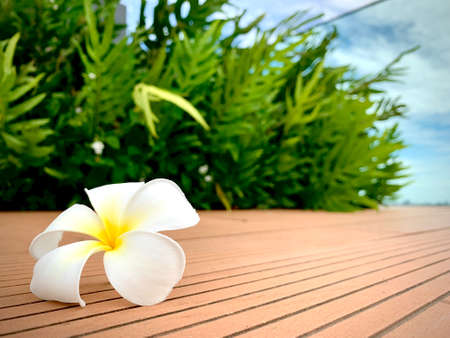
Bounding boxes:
[329,41,450,118]
[328,0,450,117]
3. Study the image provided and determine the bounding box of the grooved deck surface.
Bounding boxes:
[0,207,449,337]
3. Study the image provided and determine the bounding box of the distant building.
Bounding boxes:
[94,1,126,40]
[115,3,126,40]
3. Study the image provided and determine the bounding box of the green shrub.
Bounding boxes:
[0,0,411,211]
[0,33,54,203]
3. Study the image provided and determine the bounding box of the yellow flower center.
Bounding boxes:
[100,219,126,251]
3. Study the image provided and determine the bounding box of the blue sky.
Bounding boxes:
[121,0,450,204]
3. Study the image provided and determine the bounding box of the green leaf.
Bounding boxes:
[1,132,25,152]
[104,135,120,149]
[7,93,46,122]
[83,0,100,49]
[9,118,50,131]
[44,167,69,179]
[133,83,209,137]
[98,5,115,57]
[7,73,44,102]
[28,145,53,158]
[142,84,209,130]
[3,33,19,71]
[215,183,232,211]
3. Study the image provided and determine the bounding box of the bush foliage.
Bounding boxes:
[0,0,410,211]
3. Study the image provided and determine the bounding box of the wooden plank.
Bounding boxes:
[9,243,448,337]
[0,237,446,326]
[234,265,449,338]
[0,207,448,337]
[2,233,444,309]
[310,279,450,338]
[83,252,450,337]
[0,236,434,317]
[382,300,450,338]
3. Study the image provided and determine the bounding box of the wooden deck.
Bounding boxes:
[0,207,449,337]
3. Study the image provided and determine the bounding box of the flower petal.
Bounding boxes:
[85,182,144,237]
[30,240,108,307]
[122,178,199,233]
[29,204,107,260]
[103,231,185,306]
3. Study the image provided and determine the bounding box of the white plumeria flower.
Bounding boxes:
[29,179,199,307]
[88,72,96,79]
[204,175,213,182]
[91,140,104,155]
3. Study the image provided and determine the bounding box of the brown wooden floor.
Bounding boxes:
[0,207,449,337]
